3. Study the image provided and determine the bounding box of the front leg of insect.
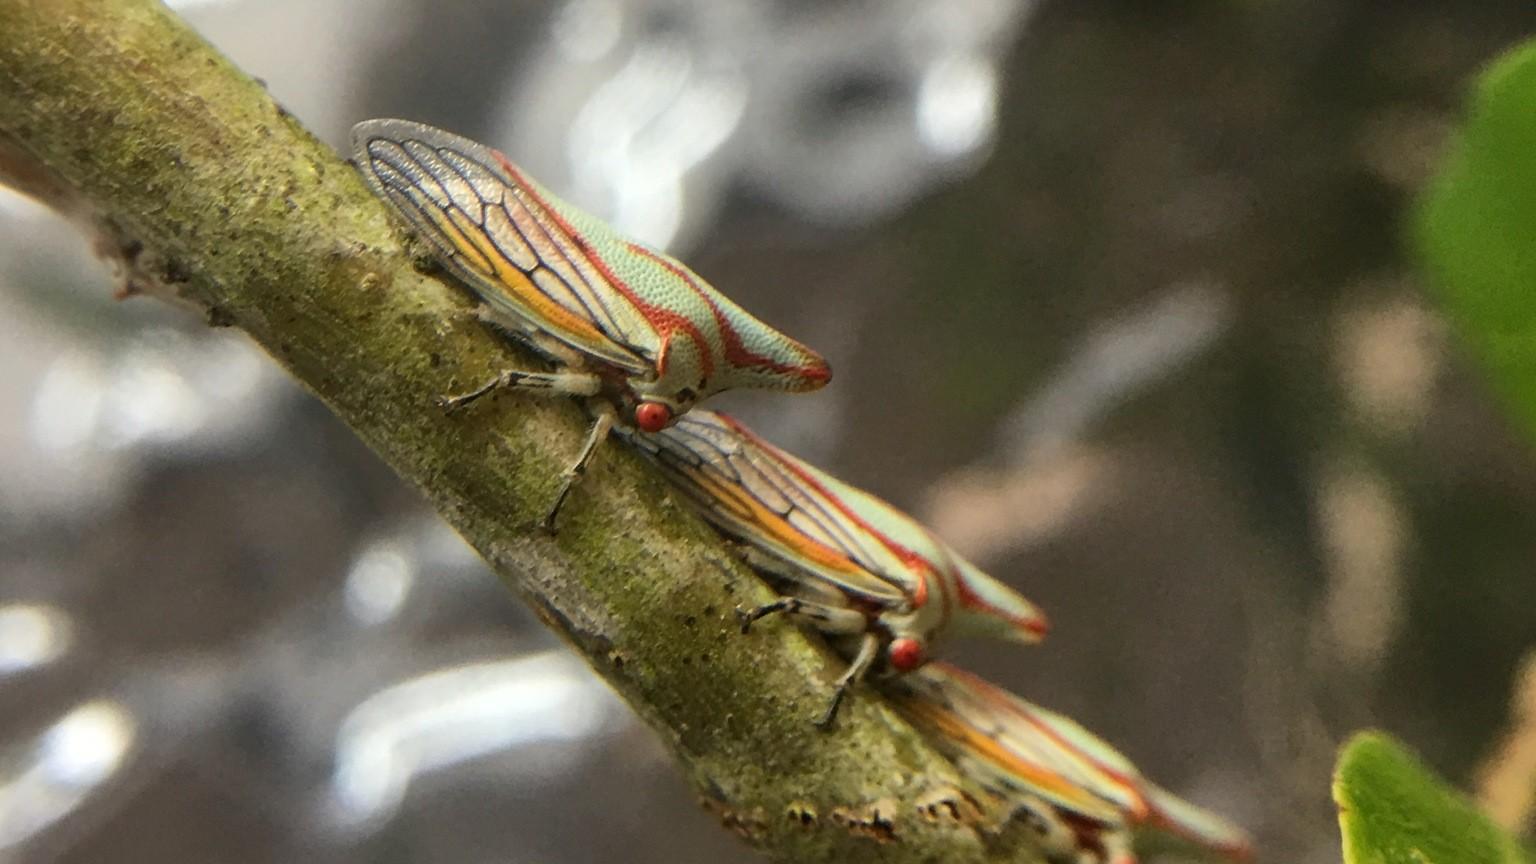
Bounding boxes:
[429,360,610,530]
[735,595,868,635]
[351,119,829,531]
[622,410,1048,725]
[734,595,883,726]
[439,307,604,413]
[437,368,603,413]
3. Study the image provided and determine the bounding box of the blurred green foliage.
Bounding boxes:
[1419,39,1536,441]
[1334,732,1531,864]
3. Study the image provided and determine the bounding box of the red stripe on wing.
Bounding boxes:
[715,413,936,609]
[627,242,831,384]
[490,151,715,381]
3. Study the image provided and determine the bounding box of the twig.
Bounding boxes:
[0,1,1044,862]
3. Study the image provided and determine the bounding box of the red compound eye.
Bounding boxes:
[888,638,925,672]
[635,402,673,433]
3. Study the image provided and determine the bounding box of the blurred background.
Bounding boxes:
[2,1,1535,861]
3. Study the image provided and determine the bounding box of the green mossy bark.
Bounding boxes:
[0,2,1044,862]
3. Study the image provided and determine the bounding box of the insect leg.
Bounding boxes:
[815,631,880,728]
[736,596,869,635]
[439,368,602,413]
[541,400,616,533]
[732,595,880,726]
[991,795,1089,861]
[735,596,794,633]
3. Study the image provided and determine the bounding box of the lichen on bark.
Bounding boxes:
[0,1,1047,862]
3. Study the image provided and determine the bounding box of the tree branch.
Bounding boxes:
[0,1,1046,862]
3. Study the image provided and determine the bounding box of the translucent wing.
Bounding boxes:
[352,119,655,375]
[637,412,929,607]
[887,664,1253,861]
[889,664,1135,826]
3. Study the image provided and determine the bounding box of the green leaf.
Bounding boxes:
[1334,731,1531,864]
[1417,39,1536,441]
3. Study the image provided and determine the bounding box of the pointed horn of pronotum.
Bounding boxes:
[350,120,830,528]
[946,555,1050,643]
[1140,782,1255,862]
[698,289,833,394]
[626,410,1050,723]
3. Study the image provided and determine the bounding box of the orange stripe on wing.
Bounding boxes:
[717,414,937,594]
[490,153,710,381]
[899,698,1123,824]
[441,209,612,349]
[689,467,871,580]
[420,206,494,274]
[940,665,1147,819]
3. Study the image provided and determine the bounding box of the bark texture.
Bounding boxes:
[0,2,1046,862]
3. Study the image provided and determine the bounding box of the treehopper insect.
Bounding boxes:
[352,120,830,529]
[885,662,1254,864]
[623,410,1048,725]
